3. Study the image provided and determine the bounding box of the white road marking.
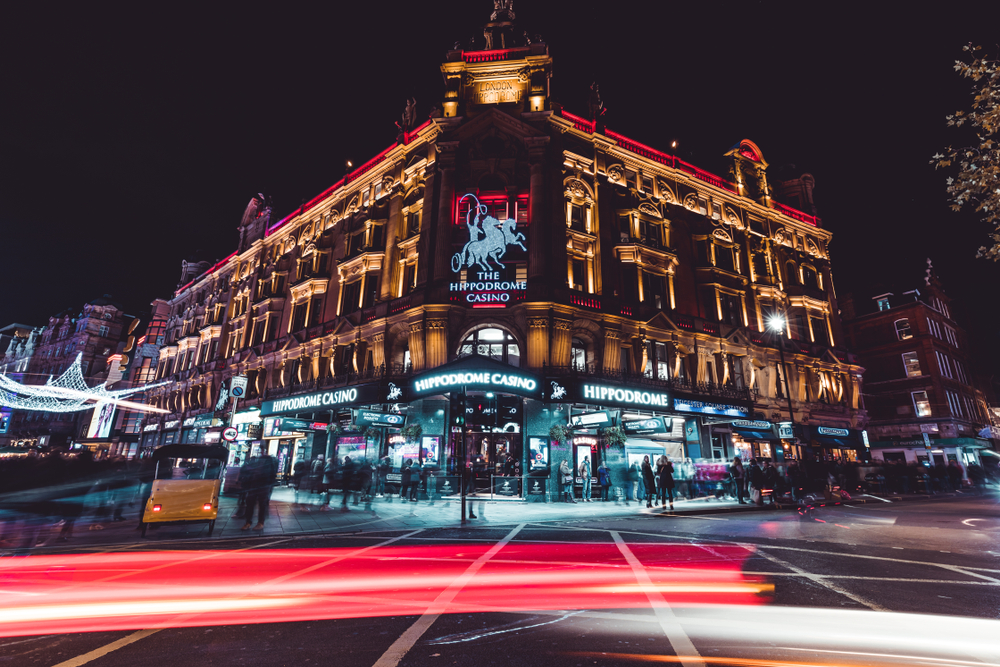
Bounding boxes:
[611,531,704,667]
[371,523,525,667]
[752,548,888,611]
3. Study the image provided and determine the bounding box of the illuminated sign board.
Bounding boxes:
[450,194,527,308]
[673,398,748,418]
[582,384,670,409]
[817,426,850,437]
[143,423,159,432]
[473,78,521,104]
[778,422,794,439]
[733,420,772,430]
[353,410,405,428]
[622,417,668,435]
[261,383,387,416]
[412,370,539,398]
[569,411,612,429]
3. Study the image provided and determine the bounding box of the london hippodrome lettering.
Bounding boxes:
[474,79,520,104]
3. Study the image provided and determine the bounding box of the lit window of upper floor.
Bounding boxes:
[894,318,912,340]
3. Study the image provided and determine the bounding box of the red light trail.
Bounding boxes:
[0,542,767,638]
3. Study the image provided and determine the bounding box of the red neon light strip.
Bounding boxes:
[472,304,508,309]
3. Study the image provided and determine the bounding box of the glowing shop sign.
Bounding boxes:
[413,371,537,394]
[817,426,850,437]
[673,398,748,418]
[450,194,527,307]
[582,384,670,408]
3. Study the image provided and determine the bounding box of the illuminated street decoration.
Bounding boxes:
[0,353,167,413]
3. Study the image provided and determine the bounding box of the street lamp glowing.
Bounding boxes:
[767,314,786,333]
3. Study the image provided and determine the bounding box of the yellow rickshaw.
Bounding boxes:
[140,444,229,537]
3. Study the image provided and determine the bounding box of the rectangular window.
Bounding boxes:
[811,315,830,345]
[571,258,587,292]
[569,204,585,231]
[99,325,109,337]
[620,347,631,374]
[719,292,742,325]
[729,355,745,388]
[619,214,632,240]
[341,280,361,314]
[894,318,912,340]
[902,351,922,378]
[402,263,417,296]
[936,351,953,379]
[362,274,380,308]
[642,271,666,308]
[641,175,654,193]
[912,390,932,417]
[625,171,637,188]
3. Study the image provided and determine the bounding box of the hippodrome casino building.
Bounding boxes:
[140,6,867,498]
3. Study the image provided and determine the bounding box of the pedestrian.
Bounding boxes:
[464,461,477,518]
[641,455,656,509]
[409,460,422,501]
[762,460,779,505]
[731,457,746,504]
[626,460,638,503]
[242,454,277,530]
[400,460,412,501]
[341,456,355,509]
[376,456,390,498]
[579,455,592,502]
[559,459,576,503]
[656,456,675,510]
[597,462,611,501]
[747,458,764,506]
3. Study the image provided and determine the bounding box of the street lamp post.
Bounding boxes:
[768,315,797,452]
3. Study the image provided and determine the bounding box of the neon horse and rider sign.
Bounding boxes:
[450,193,528,307]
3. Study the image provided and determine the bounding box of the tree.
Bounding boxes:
[933,46,1000,259]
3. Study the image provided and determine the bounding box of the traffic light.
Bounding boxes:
[450,392,467,427]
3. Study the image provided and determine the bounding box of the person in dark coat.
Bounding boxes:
[731,457,746,504]
[597,462,611,501]
[340,456,355,508]
[747,458,764,506]
[640,455,656,509]
[656,456,675,510]
[762,460,779,505]
[409,460,422,501]
[400,460,412,501]
[242,455,277,530]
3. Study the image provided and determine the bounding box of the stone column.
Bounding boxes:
[371,332,386,370]
[425,319,448,369]
[432,142,459,284]
[603,329,621,373]
[527,316,550,369]
[381,187,404,301]
[525,138,549,281]
[409,322,426,372]
[549,318,571,368]
[415,169,436,289]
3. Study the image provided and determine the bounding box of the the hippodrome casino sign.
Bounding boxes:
[450,194,527,306]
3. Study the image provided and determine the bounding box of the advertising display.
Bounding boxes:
[528,436,549,470]
[421,436,440,464]
[673,398,749,418]
[353,410,405,428]
[390,441,420,469]
[570,410,612,429]
[622,417,668,436]
[411,356,543,399]
[546,379,670,410]
[86,401,116,439]
[449,193,528,307]
[337,436,368,465]
[817,426,850,437]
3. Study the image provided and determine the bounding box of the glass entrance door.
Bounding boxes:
[465,433,522,493]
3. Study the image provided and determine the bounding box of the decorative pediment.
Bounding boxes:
[724,206,745,230]
[638,202,661,218]
[606,164,624,185]
[712,228,733,243]
[657,180,676,204]
[645,311,678,332]
[683,192,699,212]
[805,237,820,255]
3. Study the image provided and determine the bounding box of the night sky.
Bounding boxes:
[3,2,999,368]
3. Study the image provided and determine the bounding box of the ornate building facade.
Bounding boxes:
[142,7,866,496]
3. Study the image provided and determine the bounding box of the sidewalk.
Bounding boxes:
[3,486,989,554]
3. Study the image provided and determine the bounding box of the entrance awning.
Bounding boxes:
[812,435,858,449]
[731,429,774,441]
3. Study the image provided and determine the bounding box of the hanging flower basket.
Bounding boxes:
[326,423,343,436]
[549,423,573,445]
[401,423,423,443]
[599,426,628,449]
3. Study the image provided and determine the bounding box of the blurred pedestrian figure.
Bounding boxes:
[627,460,638,503]
[656,456,675,510]
[747,458,764,506]
[341,456,355,509]
[376,456,390,498]
[400,460,412,501]
[579,455,592,502]
[762,460,779,505]
[559,459,576,503]
[358,460,374,504]
[409,460,422,502]
[731,457,746,504]
[464,461,477,518]
[947,460,963,492]
[641,455,656,509]
[597,461,611,501]
[242,454,277,530]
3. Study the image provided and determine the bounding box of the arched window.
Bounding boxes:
[458,327,520,367]
[802,265,818,289]
[571,338,587,371]
[785,261,798,285]
[894,318,912,341]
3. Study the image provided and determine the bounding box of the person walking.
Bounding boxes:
[399,460,412,501]
[340,456,355,509]
[626,460,638,503]
[580,456,592,502]
[762,460,779,505]
[641,455,656,509]
[409,460,422,501]
[731,457,746,504]
[376,456,390,498]
[559,459,576,503]
[747,458,764,506]
[656,456,675,510]
[242,454,277,530]
[597,462,611,501]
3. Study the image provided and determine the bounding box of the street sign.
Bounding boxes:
[622,417,668,435]
[569,410,612,429]
[230,375,248,398]
[353,409,405,428]
[222,427,238,442]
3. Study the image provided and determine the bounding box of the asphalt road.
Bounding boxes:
[3,496,999,667]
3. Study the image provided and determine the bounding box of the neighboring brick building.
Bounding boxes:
[843,262,995,467]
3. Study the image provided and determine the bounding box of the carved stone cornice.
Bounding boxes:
[426,319,448,330]
[604,329,621,340]
[410,322,424,334]
[528,317,550,329]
